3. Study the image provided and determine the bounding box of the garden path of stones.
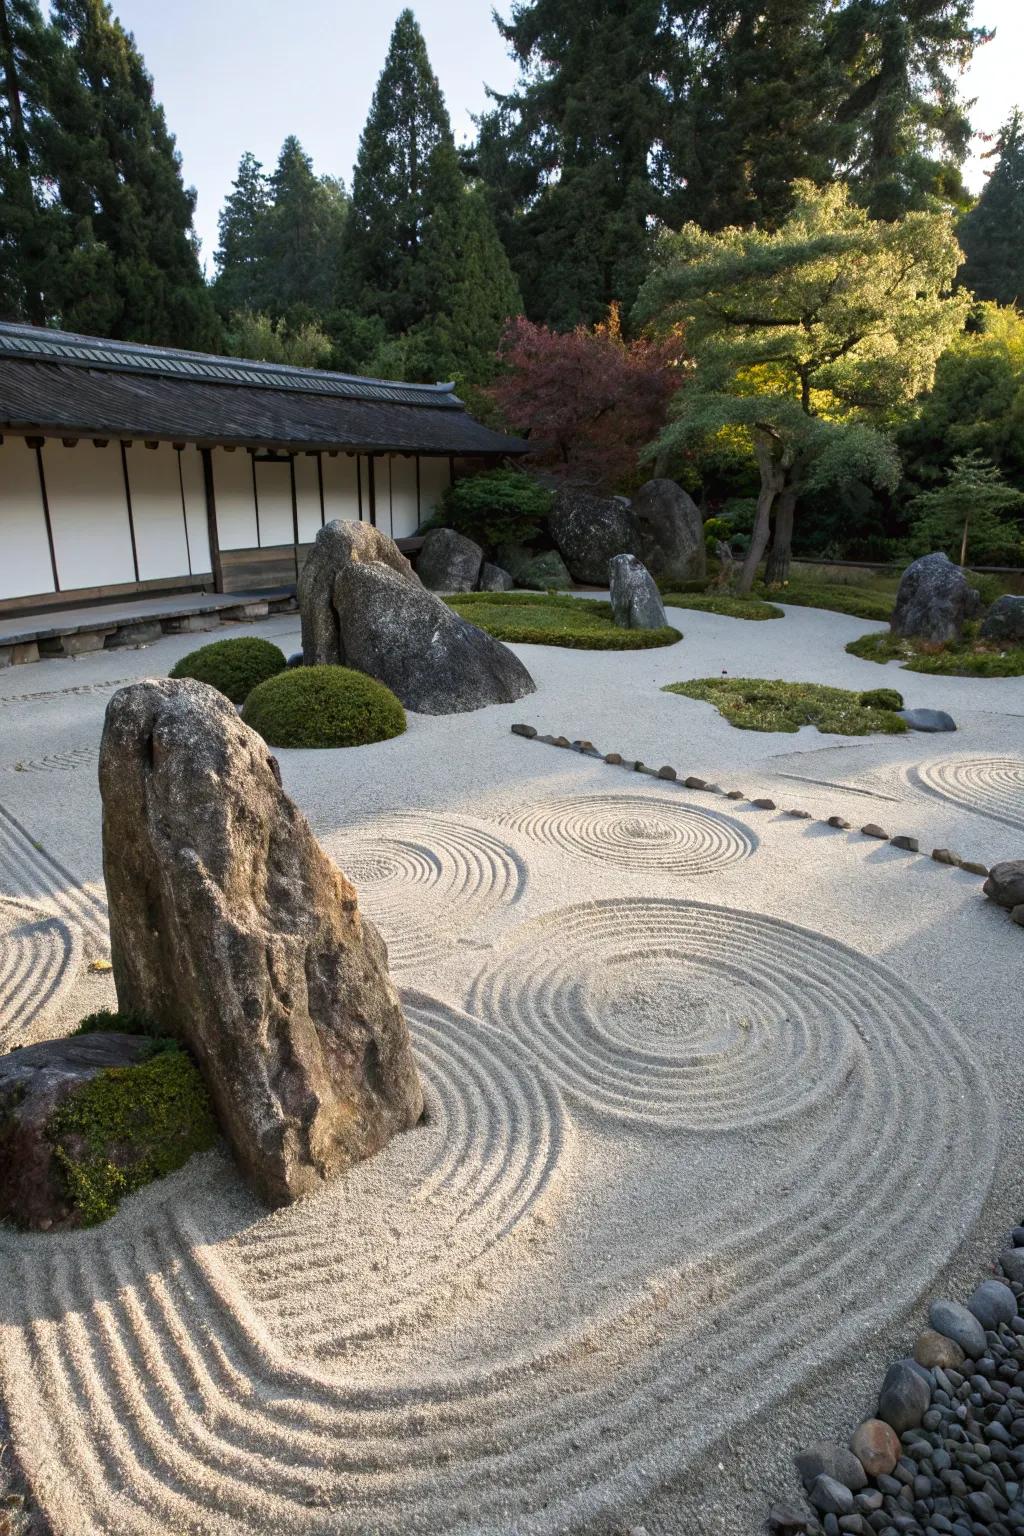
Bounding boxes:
[0,600,1022,1536]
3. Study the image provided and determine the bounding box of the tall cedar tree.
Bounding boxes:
[0,0,58,322]
[959,111,1024,307]
[258,136,347,322]
[40,0,218,347]
[213,151,270,316]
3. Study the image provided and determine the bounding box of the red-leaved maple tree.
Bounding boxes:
[489,306,687,491]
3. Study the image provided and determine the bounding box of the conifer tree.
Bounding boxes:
[0,0,59,322]
[959,111,1024,307]
[259,136,347,320]
[213,151,269,317]
[41,0,219,347]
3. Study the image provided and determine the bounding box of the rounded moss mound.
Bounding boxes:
[859,686,904,710]
[242,665,406,748]
[169,636,286,704]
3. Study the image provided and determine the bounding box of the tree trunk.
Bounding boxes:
[764,484,796,585]
[960,513,970,568]
[737,433,786,596]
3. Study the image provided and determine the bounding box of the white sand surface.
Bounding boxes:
[0,601,1022,1535]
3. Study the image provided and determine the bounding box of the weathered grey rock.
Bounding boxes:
[548,486,640,584]
[299,520,417,666]
[516,550,572,590]
[878,1359,930,1432]
[999,1246,1024,1284]
[0,1032,153,1230]
[968,1278,1017,1330]
[632,478,707,586]
[809,1475,855,1516]
[929,1299,987,1358]
[796,1443,868,1493]
[510,722,537,738]
[914,1327,965,1370]
[980,592,1024,643]
[983,860,1024,910]
[416,527,484,592]
[890,834,919,852]
[337,560,535,713]
[899,707,957,733]
[891,552,978,645]
[861,823,889,839]
[286,651,304,669]
[480,561,514,592]
[609,553,668,629]
[99,678,425,1207]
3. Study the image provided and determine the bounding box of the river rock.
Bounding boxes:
[891,552,979,645]
[850,1419,901,1479]
[983,860,1024,910]
[549,486,640,584]
[632,478,707,586]
[480,561,514,591]
[416,527,484,592]
[609,553,668,629]
[914,1327,965,1369]
[980,592,1024,642]
[99,677,425,1207]
[299,520,417,666]
[969,1278,1018,1329]
[877,1359,930,1432]
[796,1443,868,1493]
[337,559,535,713]
[899,707,957,732]
[1000,1246,1024,1284]
[809,1475,854,1516]
[0,1031,154,1231]
[928,1299,987,1358]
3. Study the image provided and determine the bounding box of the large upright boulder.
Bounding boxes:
[99,678,425,1207]
[632,479,707,586]
[337,560,535,713]
[980,593,1024,643]
[299,521,416,666]
[609,553,668,629]
[549,486,640,584]
[416,527,484,592]
[891,552,978,645]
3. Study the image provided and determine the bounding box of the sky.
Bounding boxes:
[102,0,1024,272]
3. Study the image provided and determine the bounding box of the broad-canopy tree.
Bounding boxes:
[635,181,969,591]
[959,111,1024,307]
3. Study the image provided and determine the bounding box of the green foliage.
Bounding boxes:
[760,576,896,623]
[847,630,1024,677]
[959,111,1024,308]
[448,592,681,649]
[859,687,904,710]
[169,637,286,706]
[241,666,406,748]
[223,310,334,369]
[906,449,1024,566]
[46,1044,218,1226]
[664,676,908,735]
[661,592,784,620]
[437,469,551,551]
[72,1007,158,1039]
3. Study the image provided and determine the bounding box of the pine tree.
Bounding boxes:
[342,9,452,335]
[258,136,347,320]
[0,0,59,322]
[213,151,269,317]
[959,112,1024,307]
[40,0,219,347]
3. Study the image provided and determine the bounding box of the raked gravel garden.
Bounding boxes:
[0,580,1022,1536]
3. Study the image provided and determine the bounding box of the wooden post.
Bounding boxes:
[201,447,224,593]
[289,454,300,581]
[34,442,60,593]
[119,441,141,583]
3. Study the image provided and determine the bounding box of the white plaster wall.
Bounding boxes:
[321,453,360,523]
[0,438,55,600]
[41,440,135,589]
[212,450,258,550]
[178,447,212,574]
[125,443,190,581]
[418,456,452,521]
[388,456,419,539]
[253,458,293,546]
[294,454,322,542]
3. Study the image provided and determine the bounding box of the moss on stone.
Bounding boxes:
[46,1045,218,1226]
[242,664,407,748]
[169,636,286,704]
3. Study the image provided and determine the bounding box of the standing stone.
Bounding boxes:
[632,478,707,586]
[891,552,979,645]
[515,550,573,590]
[548,486,640,584]
[99,678,425,1207]
[299,520,417,666]
[983,860,1024,910]
[416,527,484,592]
[609,553,668,630]
[980,593,1024,642]
[480,562,514,591]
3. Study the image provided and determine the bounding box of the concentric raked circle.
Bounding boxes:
[226,990,569,1356]
[0,896,79,1047]
[498,793,755,875]
[472,897,923,1129]
[911,754,1024,830]
[317,812,525,969]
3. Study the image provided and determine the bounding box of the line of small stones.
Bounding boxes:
[509,725,1024,930]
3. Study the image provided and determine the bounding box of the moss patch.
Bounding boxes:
[662,592,784,620]
[664,677,908,735]
[758,578,896,623]
[846,629,1024,676]
[46,1045,218,1226]
[242,664,406,747]
[169,636,286,704]
[859,686,904,710]
[72,1007,159,1039]
[448,592,681,650]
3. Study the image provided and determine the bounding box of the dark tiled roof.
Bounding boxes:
[0,323,528,456]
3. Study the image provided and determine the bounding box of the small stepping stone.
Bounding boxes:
[890,835,919,852]
[726,790,745,800]
[899,707,957,732]
[552,736,571,748]
[704,783,722,793]
[786,809,812,819]
[827,815,851,829]
[539,734,557,744]
[656,765,677,780]
[752,797,776,810]
[604,752,623,764]
[932,848,962,865]
[959,859,990,877]
[861,823,888,839]
[510,723,537,739]
[684,775,707,789]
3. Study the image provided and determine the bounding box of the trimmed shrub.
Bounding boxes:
[433,469,553,551]
[241,665,406,748]
[859,687,904,710]
[169,637,286,704]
